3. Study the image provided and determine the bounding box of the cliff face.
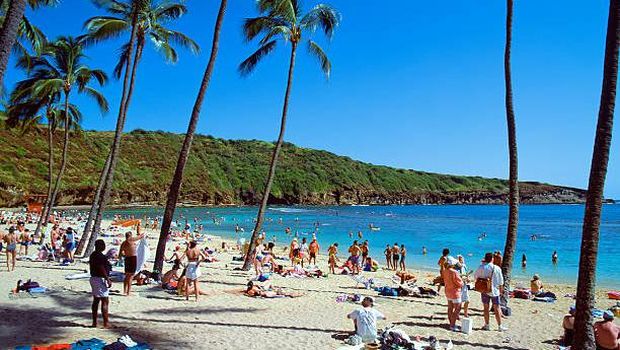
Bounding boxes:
[0,128,589,207]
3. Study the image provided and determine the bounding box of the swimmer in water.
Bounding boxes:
[522,253,527,268]
[552,251,558,264]
[422,246,427,255]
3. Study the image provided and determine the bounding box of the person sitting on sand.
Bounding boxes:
[181,240,208,301]
[594,311,620,350]
[442,258,464,332]
[531,274,544,294]
[347,296,386,344]
[363,257,379,272]
[562,306,576,346]
[162,262,181,290]
[328,243,339,274]
[384,244,392,270]
[4,226,17,271]
[89,239,112,328]
[396,270,416,285]
[119,224,146,296]
[177,273,208,297]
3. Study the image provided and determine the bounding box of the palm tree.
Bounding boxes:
[13,37,109,229]
[0,0,57,89]
[77,0,198,256]
[152,0,227,277]
[239,0,340,270]
[573,1,620,348]
[500,0,519,305]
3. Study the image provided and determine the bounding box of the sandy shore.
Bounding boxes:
[0,220,618,349]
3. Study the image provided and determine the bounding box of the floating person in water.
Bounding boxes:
[552,251,558,264]
[348,231,353,239]
[358,231,363,239]
[531,234,538,241]
[522,254,527,268]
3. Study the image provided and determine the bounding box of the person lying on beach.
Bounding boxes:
[177,275,208,296]
[347,296,385,344]
[244,281,302,298]
[396,271,416,284]
[562,306,576,346]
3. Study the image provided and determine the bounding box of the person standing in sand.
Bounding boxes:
[181,240,208,301]
[19,228,31,256]
[348,241,361,275]
[309,238,320,265]
[361,240,369,262]
[119,224,145,296]
[399,244,407,271]
[384,244,392,270]
[328,243,339,274]
[442,258,464,332]
[391,243,400,271]
[89,239,112,328]
[4,226,17,271]
[474,252,507,331]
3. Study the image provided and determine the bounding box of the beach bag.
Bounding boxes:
[461,317,473,334]
[501,305,512,317]
[474,268,493,294]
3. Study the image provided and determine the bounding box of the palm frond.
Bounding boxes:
[260,25,292,45]
[155,26,200,54]
[239,40,277,76]
[149,31,178,63]
[82,17,129,45]
[27,0,59,9]
[81,86,109,114]
[154,1,188,21]
[258,0,298,23]
[18,15,47,54]
[307,40,330,79]
[300,4,340,39]
[112,42,131,79]
[243,16,284,42]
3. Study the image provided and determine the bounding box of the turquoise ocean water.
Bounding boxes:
[104,204,620,288]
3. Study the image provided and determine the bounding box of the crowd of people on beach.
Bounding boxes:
[1,209,619,350]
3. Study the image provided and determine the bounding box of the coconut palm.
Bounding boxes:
[152,0,228,277]
[6,89,82,239]
[77,0,199,256]
[573,1,620,348]
[500,0,519,304]
[239,0,340,270]
[0,0,57,89]
[14,37,109,230]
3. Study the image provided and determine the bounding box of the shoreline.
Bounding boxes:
[1,219,618,349]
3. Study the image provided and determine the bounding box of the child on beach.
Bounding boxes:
[347,296,386,343]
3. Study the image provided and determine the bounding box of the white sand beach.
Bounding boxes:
[0,221,618,350]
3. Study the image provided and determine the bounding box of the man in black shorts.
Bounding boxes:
[89,239,112,328]
[119,224,145,296]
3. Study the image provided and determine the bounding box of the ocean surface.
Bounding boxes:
[104,204,620,289]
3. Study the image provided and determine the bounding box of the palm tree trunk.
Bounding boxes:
[573,1,620,348]
[242,42,298,270]
[80,15,138,256]
[500,0,519,305]
[0,0,26,88]
[34,110,54,243]
[153,0,228,277]
[85,39,144,256]
[75,149,112,256]
[47,93,71,217]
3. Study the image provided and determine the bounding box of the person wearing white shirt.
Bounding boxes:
[347,297,386,343]
[474,252,507,331]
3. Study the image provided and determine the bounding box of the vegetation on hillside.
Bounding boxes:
[0,128,585,207]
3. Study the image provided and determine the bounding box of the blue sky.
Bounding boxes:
[6,0,620,198]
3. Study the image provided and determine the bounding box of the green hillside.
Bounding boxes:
[0,128,586,207]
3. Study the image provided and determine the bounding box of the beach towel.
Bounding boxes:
[533,296,555,303]
[135,237,149,273]
[71,338,106,350]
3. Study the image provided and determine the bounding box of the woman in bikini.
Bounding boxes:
[4,227,17,271]
[328,243,339,274]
